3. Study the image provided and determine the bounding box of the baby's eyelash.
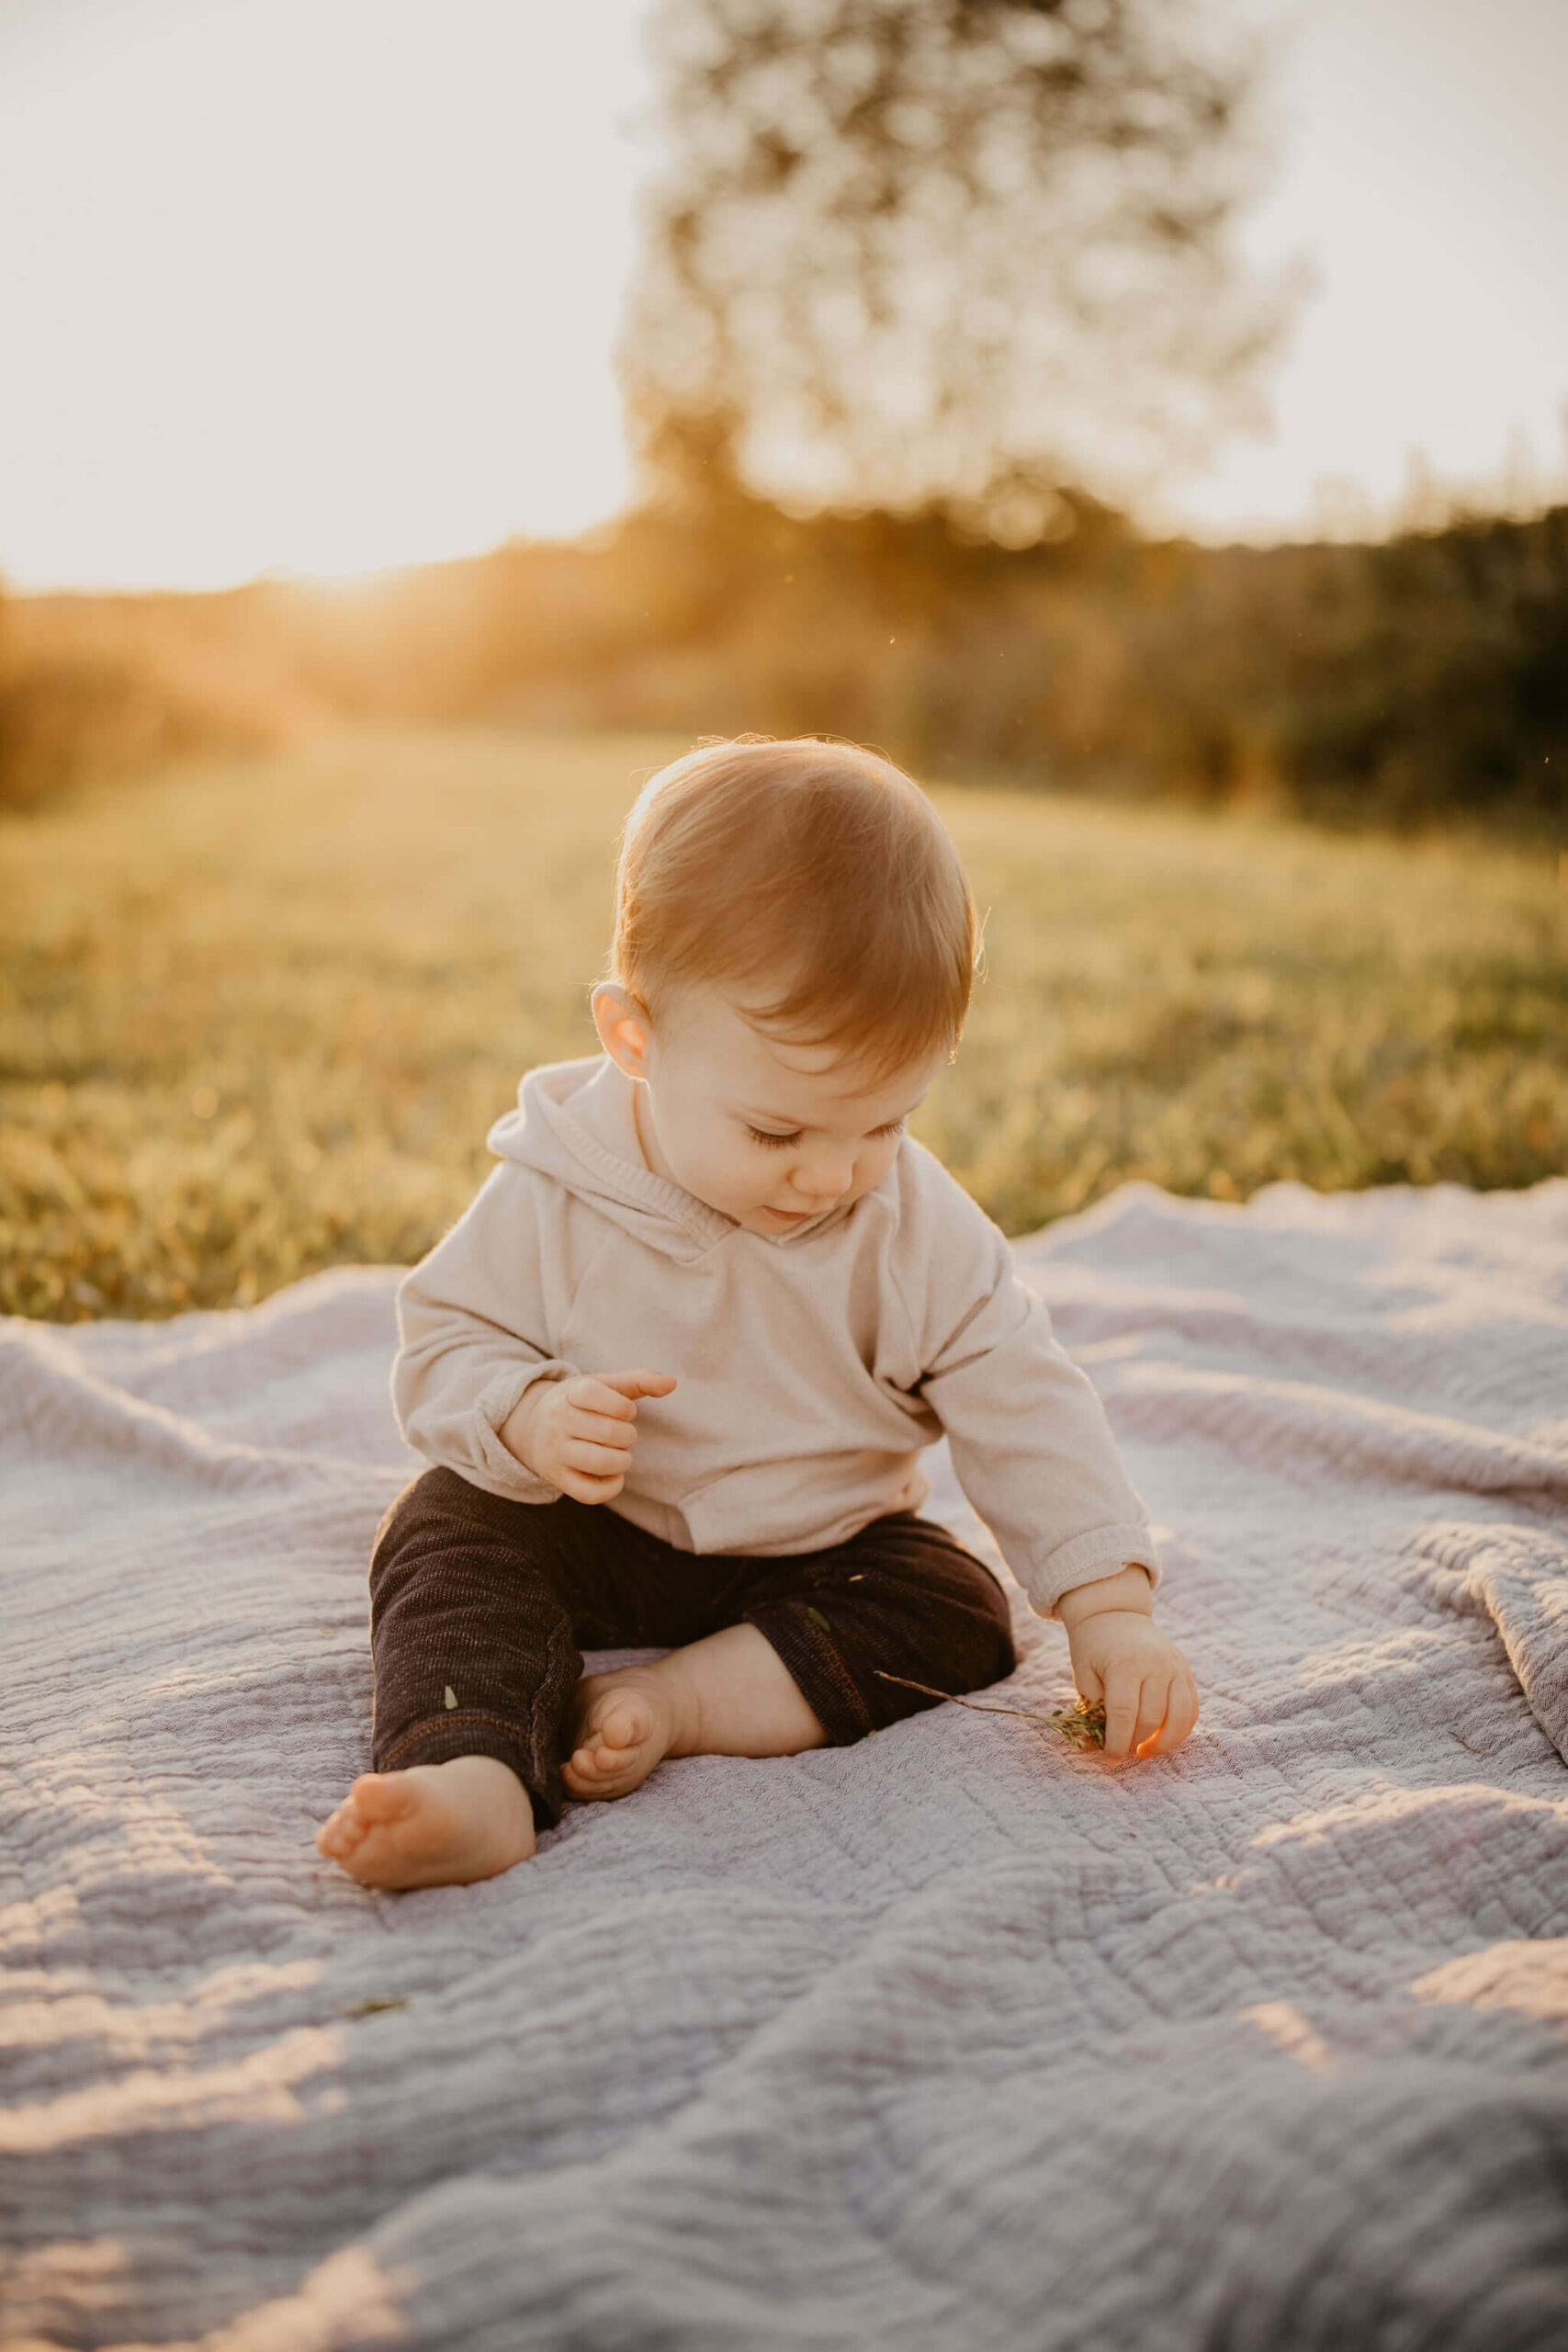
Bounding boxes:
[744,1122,906,1149]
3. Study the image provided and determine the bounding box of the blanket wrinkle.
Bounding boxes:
[0,1329,378,1495]
[4,1180,1568,2351]
[1400,1521,1568,1741]
[1104,1362,1568,1500]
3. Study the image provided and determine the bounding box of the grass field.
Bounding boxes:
[3,726,1565,1321]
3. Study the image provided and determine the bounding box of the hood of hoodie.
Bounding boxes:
[485,1055,863,1263]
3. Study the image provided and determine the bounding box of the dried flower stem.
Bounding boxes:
[873,1669,1106,1750]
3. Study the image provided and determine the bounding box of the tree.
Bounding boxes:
[622,0,1284,544]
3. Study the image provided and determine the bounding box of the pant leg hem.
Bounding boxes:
[744,1600,874,1746]
[375,1711,563,1829]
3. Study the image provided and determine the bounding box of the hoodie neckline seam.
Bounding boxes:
[549,1096,737,1249]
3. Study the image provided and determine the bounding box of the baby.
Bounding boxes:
[318,738,1198,1890]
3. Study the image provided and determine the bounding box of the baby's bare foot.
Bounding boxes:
[563,1663,694,1802]
[315,1755,535,1890]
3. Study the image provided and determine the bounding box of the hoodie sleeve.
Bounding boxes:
[392,1161,577,1504]
[894,1148,1158,1617]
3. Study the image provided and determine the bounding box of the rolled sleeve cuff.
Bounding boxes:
[1020,1522,1162,1618]
[467,1359,571,1502]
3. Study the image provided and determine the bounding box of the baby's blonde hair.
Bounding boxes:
[610,737,976,1080]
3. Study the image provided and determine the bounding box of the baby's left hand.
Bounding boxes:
[1056,1568,1200,1761]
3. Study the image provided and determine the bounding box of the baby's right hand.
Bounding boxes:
[501,1368,677,1504]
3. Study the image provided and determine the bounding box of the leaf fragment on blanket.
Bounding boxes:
[443,1685,457,1710]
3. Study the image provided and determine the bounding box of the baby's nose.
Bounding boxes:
[797,1152,855,1201]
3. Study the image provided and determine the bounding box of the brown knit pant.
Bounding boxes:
[367,1466,1017,1827]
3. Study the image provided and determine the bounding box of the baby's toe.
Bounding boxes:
[350,1771,418,1825]
[563,1675,673,1804]
[597,1696,653,1751]
[564,1725,648,1794]
[316,1801,365,1858]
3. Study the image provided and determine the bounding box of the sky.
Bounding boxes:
[1174,0,1568,541]
[0,0,1565,590]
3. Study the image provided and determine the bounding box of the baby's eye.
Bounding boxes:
[746,1125,801,1149]
[872,1121,906,1140]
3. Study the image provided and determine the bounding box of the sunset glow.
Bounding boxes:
[0,0,649,589]
[0,0,1565,589]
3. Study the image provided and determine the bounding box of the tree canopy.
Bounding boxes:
[623,0,1284,543]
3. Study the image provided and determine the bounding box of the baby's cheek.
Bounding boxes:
[712,1129,755,1185]
[671,1116,736,1199]
[856,1142,897,1194]
[705,1137,759,1207]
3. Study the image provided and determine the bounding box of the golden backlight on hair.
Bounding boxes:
[612,738,976,1081]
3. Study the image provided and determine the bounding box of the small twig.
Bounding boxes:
[874,1669,1107,1750]
[874,1668,1058,1723]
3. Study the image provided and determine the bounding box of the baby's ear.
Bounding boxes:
[592,982,652,1079]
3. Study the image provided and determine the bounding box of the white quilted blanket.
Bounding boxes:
[4,1180,1568,2352]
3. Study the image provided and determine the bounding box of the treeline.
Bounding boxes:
[464,476,1568,827]
[4,481,1565,830]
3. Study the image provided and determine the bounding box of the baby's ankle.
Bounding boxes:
[637,1656,705,1758]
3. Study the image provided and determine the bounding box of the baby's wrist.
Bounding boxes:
[1055,1563,1154,1632]
[500,1381,549,1474]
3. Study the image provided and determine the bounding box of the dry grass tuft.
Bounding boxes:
[874,1672,1109,1749]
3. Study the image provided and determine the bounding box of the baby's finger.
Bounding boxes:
[570,1378,639,1421]
[1100,1666,1141,1759]
[556,1466,625,1505]
[1147,1674,1201,1755]
[1073,1660,1105,1707]
[566,1408,637,1453]
[561,1437,635,1476]
[599,1367,679,1401]
[1130,1676,1171,1757]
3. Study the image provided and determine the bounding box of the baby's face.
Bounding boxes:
[600,983,944,1236]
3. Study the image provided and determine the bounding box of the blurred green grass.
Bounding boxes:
[3,726,1564,1320]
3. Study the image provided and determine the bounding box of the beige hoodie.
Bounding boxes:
[392,1055,1157,1615]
